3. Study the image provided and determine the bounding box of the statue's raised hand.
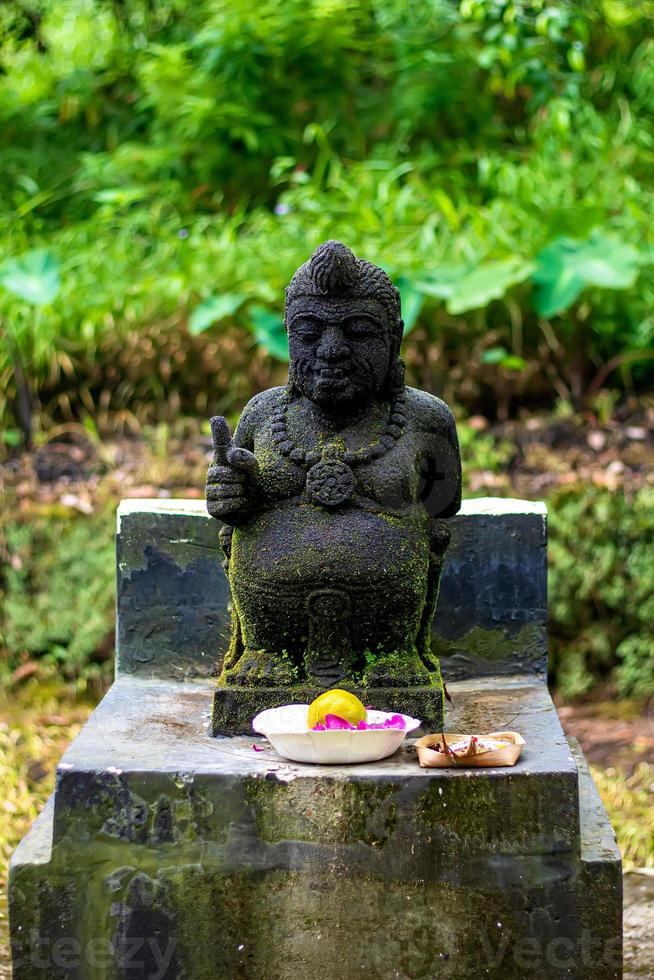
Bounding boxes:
[206,416,259,521]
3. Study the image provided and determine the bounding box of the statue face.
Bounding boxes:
[287,298,392,410]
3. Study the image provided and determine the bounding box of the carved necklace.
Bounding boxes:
[271,389,407,508]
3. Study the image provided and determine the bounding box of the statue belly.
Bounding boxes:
[228,503,431,660]
[231,502,430,589]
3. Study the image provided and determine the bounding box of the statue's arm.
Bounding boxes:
[437,411,462,518]
[415,393,462,519]
[414,401,461,659]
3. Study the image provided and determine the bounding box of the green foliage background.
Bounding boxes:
[2,0,654,435]
[548,486,654,698]
[0,507,115,688]
[0,1,653,698]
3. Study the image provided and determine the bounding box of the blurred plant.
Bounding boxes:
[590,762,654,870]
[0,1,654,435]
[188,294,246,336]
[532,232,641,319]
[548,485,654,699]
[249,306,288,361]
[0,504,115,684]
[0,249,61,447]
[457,417,514,473]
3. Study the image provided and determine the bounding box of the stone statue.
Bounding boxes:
[206,241,461,732]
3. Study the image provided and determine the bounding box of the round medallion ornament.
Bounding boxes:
[306,459,355,508]
[272,387,409,509]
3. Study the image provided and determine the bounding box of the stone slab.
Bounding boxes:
[435,498,547,680]
[9,678,621,980]
[115,497,547,683]
[572,737,623,979]
[212,683,444,735]
[116,500,230,679]
[9,813,622,980]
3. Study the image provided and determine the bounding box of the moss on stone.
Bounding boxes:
[118,510,221,575]
[416,771,578,854]
[432,622,546,665]
[54,772,222,850]
[244,775,399,846]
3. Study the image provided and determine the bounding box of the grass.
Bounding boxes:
[0,678,94,971]
[591,763,654,871]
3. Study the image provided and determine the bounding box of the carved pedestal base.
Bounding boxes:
[211,683,444,736]
[10,677,622,980]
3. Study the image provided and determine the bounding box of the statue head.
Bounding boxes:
[284,241,405,411]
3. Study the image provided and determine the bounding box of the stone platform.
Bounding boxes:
[9,498,622,978]
[10,675,621,979]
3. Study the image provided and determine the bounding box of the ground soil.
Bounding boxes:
[624,872,654,980]
[557,698,654,773]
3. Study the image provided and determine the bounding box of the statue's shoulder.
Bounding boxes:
[403,386,456,434]
[240,386,286,425]
[234,386,286,443]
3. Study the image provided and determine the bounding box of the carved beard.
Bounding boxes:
[289,353,378,408]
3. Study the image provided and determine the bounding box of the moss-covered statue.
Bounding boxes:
[207,241,461,732]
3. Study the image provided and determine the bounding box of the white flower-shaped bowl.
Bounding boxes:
[252,704,421,765]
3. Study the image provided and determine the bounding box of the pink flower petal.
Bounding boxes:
[312,714,407,731]
[252,744,264,752]
[355,714,407,730]
[324,714,355,730]
[385,714,407,729]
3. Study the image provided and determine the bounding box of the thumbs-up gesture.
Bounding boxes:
[206,416,259,521]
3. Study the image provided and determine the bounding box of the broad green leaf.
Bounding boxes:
[250,305,288,361]
[0,249,61,306]
[502,355,528,372]
[396,276,423,334]
[480,346,508,365]
[2,428,21,446]
[533,232,641,318]
[446,257,534,315]
[481,347,526,371]
[189,293,245,335]
[414,265,469,300]
[533,263,584,318]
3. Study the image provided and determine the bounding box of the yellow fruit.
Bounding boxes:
[307,689,367,729]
